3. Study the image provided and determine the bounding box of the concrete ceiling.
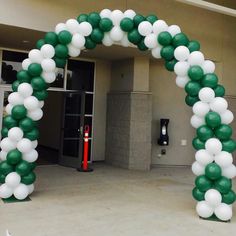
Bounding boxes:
[0,24,150,61]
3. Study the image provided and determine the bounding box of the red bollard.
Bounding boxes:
[77,125,93,172]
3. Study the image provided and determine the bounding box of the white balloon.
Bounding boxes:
[190,115,205,129]
[41,71,56,83]
[109,26,124,41]
[102,33,113,46]
[198,87,215,103]
[0,138,16,152]
[195,149,214,166]
[27,108,43,121]
[8,92,24,105]
[5,104,13,115]
[55,23,67,34]
[68,44,81,57]
[14,184,29,200]
[17,138,32,153]
[215,203,232,221]
[214,151,233,168]
[188,51,205,66]
[175,76,189,88]
[0,184,13,199]
[5,172,21,188]
[27,184,35,195]
[66,18,80,34]
[71,33,85,49]
[110,10,124,25]
[31,140,38,149]
[222,164,236,179]
[192,161,205,176]
[205,189,222,208]
[100,9,112,18]
[40,44,55,59]
[151,47,162,59]
[201,60,215,74]
[38,101,44,109]
[138,21,153,36]
[144,33,158,49]
[78,22,93,36]
[174,61,190,76]
[193,101,210,117]
[205,138,222,155]
[22,58,31,70]
[124,9,136,19]
[167,25,181,37]
[28,49,43,63]
[210,97,228,114]
[24,96,39,110]
[196,201,214,218]
[120,34,130,47]
[0,151,7,161]
[220,110,234,125]
[174,46,190,61]
[8,127,23,142]
[23,149,38,163]
[41,58,56,72]
[153,20,168,35]
[17,83,33,98]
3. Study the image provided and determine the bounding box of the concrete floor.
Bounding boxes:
[0,164,236,236]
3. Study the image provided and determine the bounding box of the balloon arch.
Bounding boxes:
[0,9,235,221]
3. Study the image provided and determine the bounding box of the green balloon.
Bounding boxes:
[222,190,236,204]
[188,66,204,81]
[53,57,66,68]
[85,37,96,49]
[195,175,213,192]
[58,30,72,45]
[21,172,36,185]
[133,14,145,27]
[77,14,88,23]
[3,115,18,129]
[158,32,172,46]
[196,125,214,142]
[24,128,39,141]
[0,161,14,175]
[185,95,199,107]
[19,117,35,132]
[29,162,37,171]
[137,38,148,51]
[44,32,58,47]
[201,73,218,88]
[6,149,22,165]
[215,176,232,194]
[11,105,27,120]
[1,127,8,138]
[214,85,225,97]
[205,112,221,129]
[0,174,6,184]
[90,28,104,43]
[146,14,158,24]
[205,163,222,180]
[12,80,20,92]
[185,81,201,96]
[33,90,48,101]
[188,40,200,52]
[192,187,205,201]
[36,39,45,49]
[172,33,189,47]
[99,18,113,32]
[192,137,205,150]
[128,29,142,45]
[17,70,31,83]
[215,125,232,141]
[16,160,31,176]
[160,45,175,60]
[120,18,134,32]
[165,58,177,72]
[222,139,236,153]
[31,77,47,91]
[55,44,68,58]
[87,12,101,28]
[28,63,42,77]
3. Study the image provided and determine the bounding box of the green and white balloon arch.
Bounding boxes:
[0,9,236,221]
